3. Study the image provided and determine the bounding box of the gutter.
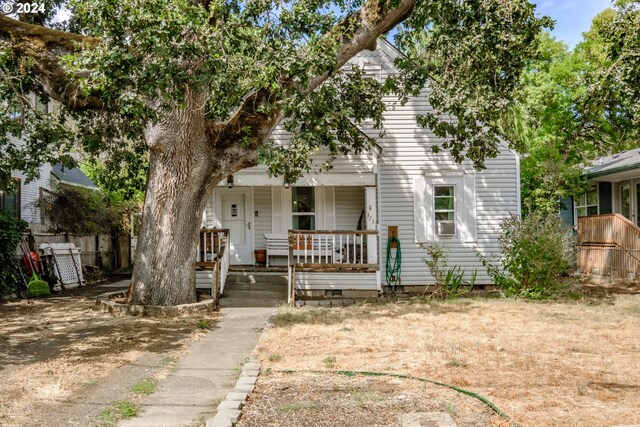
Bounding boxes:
[586,162,640,179]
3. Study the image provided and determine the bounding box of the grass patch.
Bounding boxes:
[198,319,212,329]
[273,306,347,327]
[131,379,156,395]
[323,356,337,368]
[624,305,640,317]
[268,353,282,362]
[98,400,139,426]
[162,355,177,366]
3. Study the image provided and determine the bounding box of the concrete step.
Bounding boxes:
[223,282,286,292]
[219,298,285,308]
[223,289,287,300]
[225,275,287,285]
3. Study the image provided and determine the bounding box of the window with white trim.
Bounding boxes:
[575,185,598,217]
[413,173,477,243]
[292,187,315,230]
[434,185,456,236]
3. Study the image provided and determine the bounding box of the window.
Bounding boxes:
[35,96,49,113]
[575,185,598,217]
[621,183,631,219]
[434,185,456,236]
[292,187,315,230]
[413,173,477,243]
[0,179,20,218]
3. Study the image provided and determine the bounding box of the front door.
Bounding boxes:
[219,188,253,265]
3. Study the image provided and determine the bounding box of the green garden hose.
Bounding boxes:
[274,369,518,426]
[385,236,401,288]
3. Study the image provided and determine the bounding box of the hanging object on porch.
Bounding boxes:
[386,226,401,289]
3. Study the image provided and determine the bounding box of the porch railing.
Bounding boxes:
[577,214,640,281]
[577,214,640,250]
[287,230,379,304]
[195,228,230,301]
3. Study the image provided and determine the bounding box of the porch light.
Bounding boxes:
[283,174,290,189]
[227,175,234,188]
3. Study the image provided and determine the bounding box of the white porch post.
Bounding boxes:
[365,186,381,291]
[365,186,378,264]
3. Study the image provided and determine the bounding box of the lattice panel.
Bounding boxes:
[40,243,84,286]
[53,250,83,285]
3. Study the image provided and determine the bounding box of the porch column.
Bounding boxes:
[365,186,377,264]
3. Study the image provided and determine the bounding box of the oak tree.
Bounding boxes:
[1,0,549,305]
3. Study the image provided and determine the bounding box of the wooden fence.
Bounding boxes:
[23,223,131,270]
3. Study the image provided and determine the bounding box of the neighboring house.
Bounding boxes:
[563,149,640,280]
[3,93,99,224]
[199,40,521,298]
[5,163,99,225]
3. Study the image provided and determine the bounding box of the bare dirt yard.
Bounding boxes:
[244,289,640,427]
[0,284,217,427]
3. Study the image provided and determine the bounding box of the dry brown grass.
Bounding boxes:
[247,295,640,427]
[0,286,216,427]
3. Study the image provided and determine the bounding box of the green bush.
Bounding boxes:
[419,243,476,299]
[0,210,28,297]
[479,213,574,298]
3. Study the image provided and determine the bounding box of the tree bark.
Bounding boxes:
[128,93,220,306]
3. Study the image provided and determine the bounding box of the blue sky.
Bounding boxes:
[531,0,615,48]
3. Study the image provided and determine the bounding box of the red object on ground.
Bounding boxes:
[23,251,41,275]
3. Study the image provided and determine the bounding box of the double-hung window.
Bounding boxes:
[413,172,477,242]
[434,185,456,236]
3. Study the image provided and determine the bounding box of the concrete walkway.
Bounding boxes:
[119,307,274,427]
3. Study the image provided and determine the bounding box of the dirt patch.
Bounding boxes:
[247,294,640,427]
[0,284,217,427]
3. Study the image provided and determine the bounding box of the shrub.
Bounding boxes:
[39,185,139,236]
[480,213,574,298]
[419,243,476,299]
[0,210,28,297]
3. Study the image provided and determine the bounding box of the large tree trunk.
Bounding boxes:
[127,95,222,306]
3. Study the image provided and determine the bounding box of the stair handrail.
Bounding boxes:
[578,214,640,251]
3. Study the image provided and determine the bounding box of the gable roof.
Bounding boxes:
[585,149,640,178]
[52,164,100,190]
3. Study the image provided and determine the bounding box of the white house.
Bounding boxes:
[199,40,520,300]
[3,95,99,225]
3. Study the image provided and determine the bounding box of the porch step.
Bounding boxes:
[222,289,287,300]
[219,298,284,308]
[220,272,288,308]
[225,273,288,285]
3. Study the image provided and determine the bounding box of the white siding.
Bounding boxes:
[371,42,519,286]
[335,186,364,230]
[11,163,52,225]
[296,272,377,290]
[254,187,272,249]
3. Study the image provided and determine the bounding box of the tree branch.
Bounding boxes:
[218,0,414,148]
[0,15,102,109]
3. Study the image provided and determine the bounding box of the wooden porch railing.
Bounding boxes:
[195,228,230,301]
[577,214,640,280]
[577,214,640,250]
[287,230,379,304]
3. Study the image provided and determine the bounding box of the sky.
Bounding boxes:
[531,0,615,48]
